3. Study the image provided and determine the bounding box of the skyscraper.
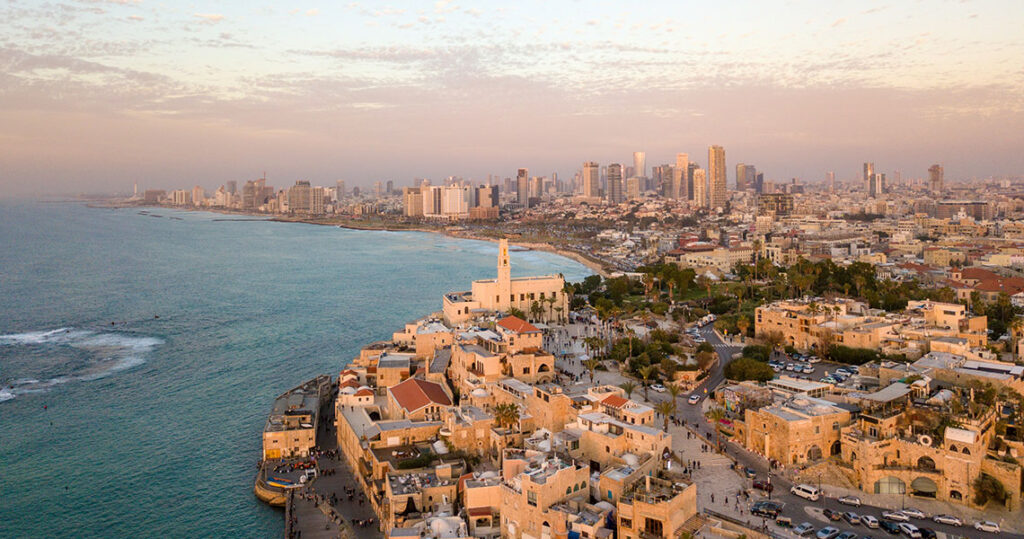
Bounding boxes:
[516,168,529,207]
[692,168,708,208]
[736,163,748,191]
[863,162,874,192]
[288,180,312,213]
[607,163,623,205]
[582,161,600,198]
[336,180,346,199]
[226,180,237,195]
[673,153,689,200]
[929,164,944,194]
[708,145,727,209]
[633,152,646,179]
[827,171,835,193]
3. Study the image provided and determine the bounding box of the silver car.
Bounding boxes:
[931,514,962,526]
[901,507,927,519]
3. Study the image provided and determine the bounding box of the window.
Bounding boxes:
[540,292,545,299]
[815,426,820,434]
[527,490,537,506]
[523,367,529,375]
[832,421,840,431]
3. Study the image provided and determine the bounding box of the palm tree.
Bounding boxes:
[736,317,750,339]
[583,357,601,383]
[706,405,726,452]
[696,274,712,300]
[619,381,637,399]
[493,403,520,431]
[639,365,657,401]
[554,306,564,324]
[584,336,603,360]
[667,383,682,415]
[656,401,675,432]
[529,300,544,322]
[544,296,557,321]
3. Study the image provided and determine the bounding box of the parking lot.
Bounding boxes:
[767,350,861,386]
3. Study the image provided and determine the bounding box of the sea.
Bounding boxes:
[0,200,592,538]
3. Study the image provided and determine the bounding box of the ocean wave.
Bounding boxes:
[0,327,163,401]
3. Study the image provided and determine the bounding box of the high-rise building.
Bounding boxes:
[336,180,346,199]
[516,168,529,207]
[692,168,708,208]
[827,171,835,193]
[385,180,394,195]
[687,163,699,200]
[869,173,886,198]
[607,164,623,205]
[633,152,646,178]
[755,172,764,194]
[863,162,874,192]
[476,185,499,208]
[582,161,600,198]
[708,145,727,209]
[736,163,749,191]
[673,153,689,200]
[929,164,944,194]
[311,187,325,215]
[288,180,312,213]
[226,180,237,195]
[403,187,423,216]
[625,177,641,200]
[192,186,205,206]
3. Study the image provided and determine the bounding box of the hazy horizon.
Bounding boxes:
[2,0,1023,195]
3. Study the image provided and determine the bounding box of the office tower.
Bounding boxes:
[582,161,599,198]
[624,166,635,180]
[708,145,727,209]
[311,187,325,215]
[863,162,874,191]
[336,180,346,199]
[192,186,204,206]
[516,168,529,206]
[633,151,646,178]
[403,187,424,216]
[692,168,708,208]
[607,163,623,204]
[868,173,886,198]
[529,176,543,199]
[374,181,383,198]
[226,180,237,195]
[736,163,748,191]
[352,186,360,197]
[673,153,688,200]
[385,180,394,195]
[827,171,835,193]
[892,170,901,187]
[687,162,698,200]
[288,180,312,213]
[626,177,641,200]
[929,164,944,194]
[476,185,499,208]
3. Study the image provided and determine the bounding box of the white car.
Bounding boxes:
[688,394,701,405]
[861,515,879,529]
[974,521,1000,533]
[881,510,909,522]
[897,523,921,538]
[837,495,862,507]
[932,514,962,526]
[900,507,926,520]
[790,484,821,501]
[651,384,667,393]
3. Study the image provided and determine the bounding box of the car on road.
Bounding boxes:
[931,514,962,526]
[794,522,815,536]
[753,480,773,493]
[973,521,1000,533]
[881,510,909,522]
[836,532,858,539]
[900,508,926,520]
[837,495,862,507]
[688,394,701,405]
[823,508,843,522]
[791,484,822,501]
[816,527,840,539]
[861,515,879,528]
[843,512,861,525]
[897,523,921,538]
[917,527,936,539]
[879,520,902,535]
[650,384,666,393]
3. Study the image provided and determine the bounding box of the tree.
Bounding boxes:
[668,383,682,414]
[736,317,751,339]
[529,300,545,322]
[583,357,601,383]
[493,403,520,431]
[584,336,604,360]
[639,365,657,401]
[707,405,727,452]
[619,381,637,399]
[973,473,1008,506]
[656,401,675,432]
[762,330,784,352]
[508,307,526,319]
[723,357,774,382]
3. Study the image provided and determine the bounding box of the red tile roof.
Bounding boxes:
[467,507,492,517]
[389,378,452,412]
[497,315,540,334]
[601,394,629,409]
[354,389,374,397]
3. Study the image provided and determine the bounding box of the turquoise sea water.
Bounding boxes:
[0,201,591,538]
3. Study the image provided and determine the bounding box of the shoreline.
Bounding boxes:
[102,200,609,277]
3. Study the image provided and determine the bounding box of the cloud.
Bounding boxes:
[831,18,846,28]
[306,9,318,16]
[194,13,224,24]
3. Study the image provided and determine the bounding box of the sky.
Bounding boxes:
[1,0,1023,195]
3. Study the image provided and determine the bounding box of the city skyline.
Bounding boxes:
[2,0,1023,195]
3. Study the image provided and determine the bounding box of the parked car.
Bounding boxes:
[836,532,858,539]
[973,521,1000,533]
[861,515,879,529]
[650,383,666,393]
[743,467,757,478]
[837,495,862,507]
[881,510,909,522]
[931,515,962,526]
[753,480,773,493]
[786,363,796,371]
[901,508,926,520]
[843,512,861,525]
[791,484,821,501]
[751,501,784,518]
[809,355,822,363]
[823,508,843,522]
[879,521,902,535]
[816,527,840,539]
[688,394,701,405]
[917,527,936,539]
[897,523,921,538]
[795,522,815,536]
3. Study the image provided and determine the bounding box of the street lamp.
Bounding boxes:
[818,473,823,510]
[767,470,772,501]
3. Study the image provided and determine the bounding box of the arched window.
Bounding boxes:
[566,487,572,495]
[962,447,971,455]
[949,444,958,452]
[950,490,963,500]
[917,456,936,471]
[850,452,857,462]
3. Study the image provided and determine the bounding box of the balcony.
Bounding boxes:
[872,464,942,474]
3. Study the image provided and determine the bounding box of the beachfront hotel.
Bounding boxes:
[443,239,568,325]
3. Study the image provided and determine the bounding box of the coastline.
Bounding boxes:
[102,200,609,277]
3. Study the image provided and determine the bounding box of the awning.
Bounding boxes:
[911,477,937,493]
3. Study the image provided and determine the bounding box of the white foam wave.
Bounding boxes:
[0,327,163,401]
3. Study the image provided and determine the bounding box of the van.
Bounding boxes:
[790,484,821,501]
